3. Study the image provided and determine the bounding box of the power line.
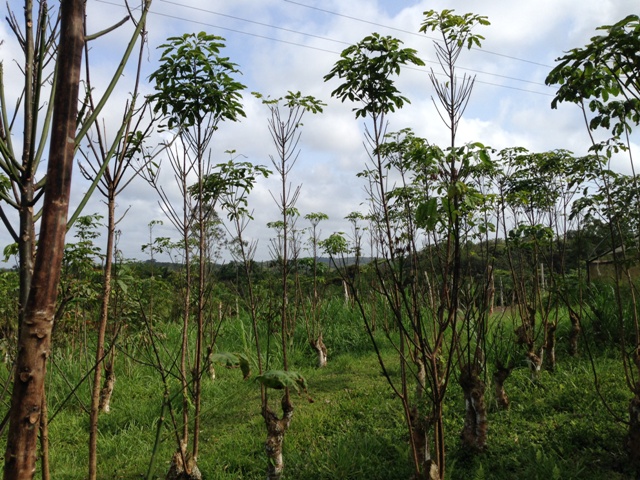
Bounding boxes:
[159,0,351,47]
[93,0,554,96]
[95,0,341,53]
[283,0,555,69]
[157,0,552,90]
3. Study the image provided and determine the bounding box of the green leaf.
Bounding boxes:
[255,370,309,395]
[416,197,439,231]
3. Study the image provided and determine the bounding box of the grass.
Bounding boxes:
[0,305,637,479]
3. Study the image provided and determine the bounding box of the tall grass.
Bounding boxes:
[0,295,635,479]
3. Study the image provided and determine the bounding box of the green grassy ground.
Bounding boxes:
[0,316,636,479]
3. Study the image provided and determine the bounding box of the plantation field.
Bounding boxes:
[1,311,634,480]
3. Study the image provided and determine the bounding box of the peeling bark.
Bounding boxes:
[98,359,116,413]
[493,361,512,410]
[311,334,327,368]
[3,1,84,477]
[166,441,202,480]
[459,364,487,452]
[526,350,543,380]
[409,407,439,479]
[263,395,294,480]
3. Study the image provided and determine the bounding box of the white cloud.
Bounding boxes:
[1,0,639,265]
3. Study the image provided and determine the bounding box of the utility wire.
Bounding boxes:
[283,0,555,68]
[160,0,553,90]
[160,0,352,47]
[93,0,554,96]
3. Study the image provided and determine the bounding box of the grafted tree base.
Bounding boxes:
[526,350,543,380]
[493,361,513,410]
[311,335,327,368]
[99,361,116,413]
[264,395,294,480]
[166,443,202,480]
[459,364,487,452]
[409,408,440,480]
[568,309,581,356]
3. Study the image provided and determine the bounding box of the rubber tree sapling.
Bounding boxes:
[147,31,246,479]
[0,3,153,475]
[304,212,329,367]
[420,8,490,456]
[325,33,456,479]
[255,91,324,480]
[78,12,154,478]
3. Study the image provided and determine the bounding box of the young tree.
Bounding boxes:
[0,2,153,474]
[255,91,324,480]
[420,9,490,457]
[546,14,640,471]
[325,33,451,479]
[78,12,154,479]
[2,1,85,477]
[147,31,245,479]
[303,212,329,367]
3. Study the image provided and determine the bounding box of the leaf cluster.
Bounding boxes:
[148,32,246,130]
[324,33,424,118]
[546,15,640,137]
[420,9,490,49]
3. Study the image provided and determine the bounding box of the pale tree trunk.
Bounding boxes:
[311,334,327,368]
[88,194,115,479]
[3,1,84,477]
[166,440,202,480]
[99,349,116,413]
[263,396,294,480]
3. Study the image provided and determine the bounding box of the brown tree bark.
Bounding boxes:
[568,308,581,356]
[459,364,487,452]
[493,361,513,410]
[543,322,557,372]
[3,1,84,477]
[263,396,294,480]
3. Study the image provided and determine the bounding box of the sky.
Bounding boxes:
[0,0,638,266]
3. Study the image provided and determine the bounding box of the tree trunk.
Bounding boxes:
[39,391,50,480]
[99,352,116,413]
[166,440,202,480]
[263,395,294,480]
[459,364,488,452]
[3,1,84,477]
[493,361,512,410]
[526,350,543,380]
[89,194,116,479]
[543,323,557,372]
[311,334,327,368]
[409,407,440,480]
[568,309,581,356]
